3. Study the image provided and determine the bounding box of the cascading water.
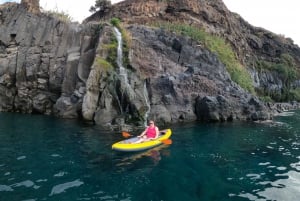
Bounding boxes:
[143,81,151,127]
[113,27,151,125]
[113,27,130,114]
[113,27,129,85]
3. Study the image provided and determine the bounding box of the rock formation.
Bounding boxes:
[21,0,40,14]
[1,0,300,129]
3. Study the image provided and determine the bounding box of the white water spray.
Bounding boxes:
[143,81,151,127]
[113,27,151,125]
[113,27,129,85]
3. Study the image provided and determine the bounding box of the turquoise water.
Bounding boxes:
[0,112,299,201]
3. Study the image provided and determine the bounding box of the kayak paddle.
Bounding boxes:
[161,139,172,145]
[122,131,132,138]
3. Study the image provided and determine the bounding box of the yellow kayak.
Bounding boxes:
[112,129,172,152]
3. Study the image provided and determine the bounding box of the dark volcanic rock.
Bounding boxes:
[0,2,99,118]
[1,0,299,127]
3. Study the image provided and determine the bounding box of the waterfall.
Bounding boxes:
[113,27,130,114]
[113,27,129,85]
[113,27,151,125]
[143,81,151,127]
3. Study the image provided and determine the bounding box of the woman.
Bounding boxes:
[134,120,159,143]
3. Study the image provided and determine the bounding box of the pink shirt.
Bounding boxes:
[146,126,157,138]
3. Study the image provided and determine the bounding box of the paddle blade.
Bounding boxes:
[161,139,172,145]
[122,131,132,138]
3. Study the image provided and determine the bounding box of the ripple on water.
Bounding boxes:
[11,180,34,188]
[10,180,40,190]
[36,179,47,183]
[0,184,13,192]
[257,171,300,201]
[49,179,84,196]
[276,112,295,117]
[258,162,271,166]
[246,173,261,180]
[77,191,131,201]
[277,166,287,171]
[51,154,62,158]
[235,170,300,201]
[290,161,300,171]
[17,156,26,160]
[53,171,68,177]
[4,172,10,176]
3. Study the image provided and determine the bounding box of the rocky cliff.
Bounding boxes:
[0,0,299,129]
[89,0,300,102]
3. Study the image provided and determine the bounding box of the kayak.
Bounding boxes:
[112,129,172,152]
[112,128,172,152]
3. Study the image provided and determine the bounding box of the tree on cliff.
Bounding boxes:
[89,0,112,13]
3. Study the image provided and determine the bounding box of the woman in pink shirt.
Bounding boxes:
[134,120,159,143]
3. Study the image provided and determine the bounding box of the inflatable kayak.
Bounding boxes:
[112,129,172,152]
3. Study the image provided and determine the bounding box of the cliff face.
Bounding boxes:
[96,0,300,61]
[0,2,98,117]
[90,0,300,100]
[0,0,299,128]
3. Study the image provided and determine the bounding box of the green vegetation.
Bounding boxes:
[206,36,254,93]
[150,22,254,93]
[95,58,113,71]
[42,9,73,22]
[256,53,300,101]
[110,17,121,27]
[110,18,132,70]
[95,28,118,72]
[256,53,298,83]
[90,0,112,13]
[259,96,274,103]
[120,28,132,69]
[289,88,300,101]
[103,41,118,67]
[91,23,103,36]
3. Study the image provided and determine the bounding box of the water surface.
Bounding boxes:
[0,112,299,201]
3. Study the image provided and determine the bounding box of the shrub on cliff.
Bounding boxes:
[110,18,132,70]
[256,53,300,101]
[42,8,73,22]
[89,0,111,13]
[289,88,300,101]
[256,53,298,82]
[151,22,254,93]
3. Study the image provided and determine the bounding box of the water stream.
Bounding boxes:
[113,27,151,125]
[143,81,151,126]
[113,27,129,86]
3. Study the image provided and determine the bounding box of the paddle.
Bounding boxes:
[121,131,172,145]
[160,139,172,145]
[122,131,132,138]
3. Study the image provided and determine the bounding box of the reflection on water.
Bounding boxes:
[115,144,170,168]
[0,112,299,201]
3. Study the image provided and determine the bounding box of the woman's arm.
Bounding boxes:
[154,127,159,139]
[138,127,147,137]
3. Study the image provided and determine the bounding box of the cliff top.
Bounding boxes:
[84,0,299,67]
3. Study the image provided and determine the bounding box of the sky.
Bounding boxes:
[0,0,299,46]
[223,0,300,46]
